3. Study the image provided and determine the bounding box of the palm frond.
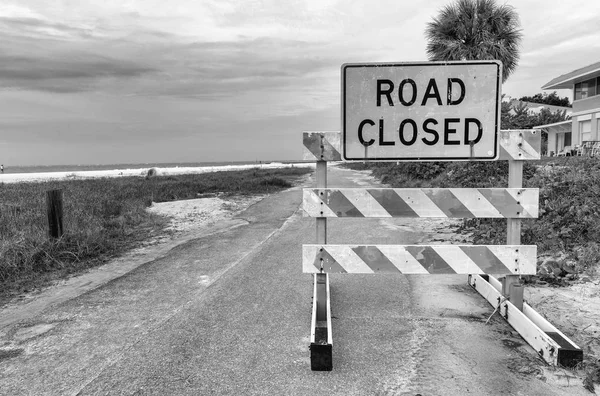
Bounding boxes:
[424,0,523,82]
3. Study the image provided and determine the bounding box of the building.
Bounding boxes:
[534,61,600,155]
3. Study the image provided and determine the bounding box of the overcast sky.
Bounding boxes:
[1,0,599,166]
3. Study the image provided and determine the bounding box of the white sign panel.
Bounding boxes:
[342,61,501,161]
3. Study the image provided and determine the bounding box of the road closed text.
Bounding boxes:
[342,62,501,160]
[358,78,482,147]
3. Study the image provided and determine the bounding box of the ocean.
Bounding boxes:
[1,160,310,174]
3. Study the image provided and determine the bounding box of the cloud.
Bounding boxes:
[4,0,598,167]
[0,53,157,93]
[0,0,417,108]
[0,16,94,39]
[0,13,159,92]
[0,7,341,100]
[1,54,155,80]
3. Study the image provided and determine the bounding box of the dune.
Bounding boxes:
[0,162,315,184]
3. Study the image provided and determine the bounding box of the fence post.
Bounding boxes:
[46,189,64,239]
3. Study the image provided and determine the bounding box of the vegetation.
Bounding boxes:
[424,0,523,82]
[501,101,569,130]
[454,159,600,266]
[519,91,572,108]
[500,98,570,155]
[0,167,311,303]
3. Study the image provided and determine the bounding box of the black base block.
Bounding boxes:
[310,343,332,371]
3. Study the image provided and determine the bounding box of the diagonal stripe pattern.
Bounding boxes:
[303,188,538,218]
[303,132,342,161]
[304,130,541,161]
[303,245,537,275]
[499,129,541,160]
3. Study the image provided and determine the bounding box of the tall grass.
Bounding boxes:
[0,167,311,301]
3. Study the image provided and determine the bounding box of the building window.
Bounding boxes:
[575,78,598,100]
[580,120,592,143]
[589,79,598,97]
[565,132,572,147]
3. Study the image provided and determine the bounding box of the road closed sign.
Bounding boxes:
[342,61,501,161]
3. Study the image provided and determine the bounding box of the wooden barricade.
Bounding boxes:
[302,129,582,369]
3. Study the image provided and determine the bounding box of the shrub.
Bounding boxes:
[456,159,600,261]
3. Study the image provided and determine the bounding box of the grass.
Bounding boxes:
[0,167,312,304]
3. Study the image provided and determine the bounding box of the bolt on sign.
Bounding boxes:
[342,61,502,161]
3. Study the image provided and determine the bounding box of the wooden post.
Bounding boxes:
[504,160,524,310]
[316,159,327,317]
[46,189,64,239]
[316,160,327,246]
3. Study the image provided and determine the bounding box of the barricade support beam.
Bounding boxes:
[469,274,583,367]
[310,273,333,371]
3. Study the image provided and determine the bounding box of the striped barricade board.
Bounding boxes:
[303,244,536,275]
[303,188,538,218]
[303,130,540,161]
[303,131,342,161]
[499,129,541,161]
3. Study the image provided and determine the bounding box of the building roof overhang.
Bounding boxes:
[541,61,600,90]
[533,119,572,133]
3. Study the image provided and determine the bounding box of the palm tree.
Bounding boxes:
[425,0,522,83]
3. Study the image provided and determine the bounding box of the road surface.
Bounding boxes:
[0,166,580,395]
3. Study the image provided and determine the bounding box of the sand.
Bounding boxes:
[146,194,265,234]
[526,281,600,359]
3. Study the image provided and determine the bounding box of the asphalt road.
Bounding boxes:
[0,166,577,395]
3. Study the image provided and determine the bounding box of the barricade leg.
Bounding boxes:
[310,273,332,370]
[505,159,525,310]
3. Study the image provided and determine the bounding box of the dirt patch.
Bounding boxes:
[146,195,265,235]
[526,280,600,359]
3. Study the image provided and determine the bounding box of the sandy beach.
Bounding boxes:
[0,162,315,184]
